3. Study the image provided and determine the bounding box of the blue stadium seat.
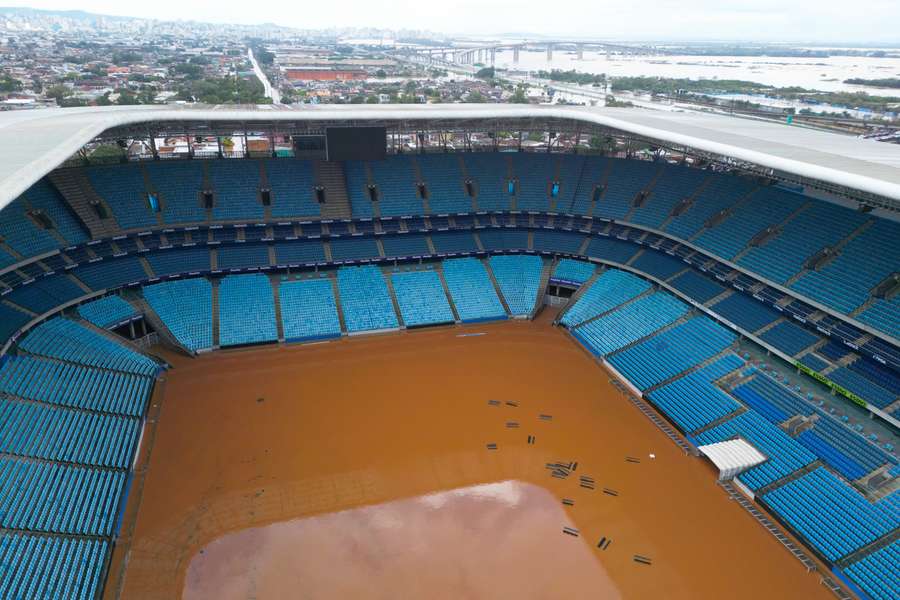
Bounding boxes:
[143,278,213,351]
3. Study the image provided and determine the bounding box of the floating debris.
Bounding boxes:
[580,481,595,490]
[597,537,612,550]
[538,414,553,421]
[486,443,498,450]
[603,488,619,497]
[505,401,519,408]
[625,456,641,464]
[562,526,579,537]
[487,400,501,406]
[527,435,535,445]
[633,554,652,565]
[506,421,520,428]
[562,498,575,506]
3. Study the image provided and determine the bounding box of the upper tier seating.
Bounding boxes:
[664,174,756,240]
[512,153,555,212]
[337,265,399,333]
[762,467,896,561]
[366,156,423,217]
[0,193,70,260]
[573,291,688,357]
[827,367,897,409]
[329,237,380,262]
[630,251,686,281]
[217,243,270,271]
[441,258,506,322]
[0,354,152,416]
[416,154,471,214]
[86,165,157,230]
[568,156,608,215]
[77,295,138,329]
[264,159,320,218]
[609,316,736,391]
[561,269,651,327]
[488,255,543,316]
[278,278,342,341]
[391,269,455,327]
[858,297,900,341]
[532,230,585,254]
[792,219,900,314]
[694,409,816,491]
[218,274,277,346]
[693,187,805,260]
[595,158,657,220]
[0,532,107,600]
[739,202,868,284]
[18,317,157,376]
[798,414,894,481]
[208,160,264,221]
[646,353,744,433]
[629,165,707,229]
[432,231,479,254]
[551,258,595,285]
[585,236,640,264]
[143,278,213,352]
[844,539,899,600]
[144,161,206,225]
[463,153,510,212]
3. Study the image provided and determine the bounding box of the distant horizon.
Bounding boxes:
[1,1,899,45]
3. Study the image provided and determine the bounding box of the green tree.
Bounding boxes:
[467,90,486,103]
[475,66,495,79]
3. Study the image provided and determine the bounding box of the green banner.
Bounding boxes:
[794,361,868,409]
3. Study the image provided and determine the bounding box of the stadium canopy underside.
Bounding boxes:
[0,104,899,213]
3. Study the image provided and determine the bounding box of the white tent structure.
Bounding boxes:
[698,438,768,481]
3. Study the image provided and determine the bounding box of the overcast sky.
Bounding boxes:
[6,0,900,43]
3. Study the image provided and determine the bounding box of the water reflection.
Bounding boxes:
[184,481,618,600]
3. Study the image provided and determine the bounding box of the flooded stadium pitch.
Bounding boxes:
[106,311,833,599]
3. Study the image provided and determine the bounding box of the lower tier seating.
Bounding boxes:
[218,274,278,346]
[762,467,896,562]
[646,353,744,433]
[0,354,151,416]
[143,279,213,352]
[488,255,543,316]
[574,292,688,357]
[441,258,506,322]
[551,258,595,285]
[77,295,138,329]
[560,269,651,327]
[694,410,817,491]
[278,278,342,341]
[337,265,399,333]
[609,316,736,391]
[0,457,124,536]
[0,532,107,600]
[844,540,899,600]
[391,270,455,327]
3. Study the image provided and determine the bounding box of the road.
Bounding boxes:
[248,48,280,104]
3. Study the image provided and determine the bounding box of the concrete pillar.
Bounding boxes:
[490,48,496,65]
[547,44,553,61]
[577,44,583,60]
[513,47,520,63]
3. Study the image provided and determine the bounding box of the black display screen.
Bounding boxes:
[325,126,387,161]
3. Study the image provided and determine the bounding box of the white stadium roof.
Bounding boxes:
[698,438,768,481]
[1,103,900,212]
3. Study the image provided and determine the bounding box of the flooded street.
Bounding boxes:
[106,313,834,599]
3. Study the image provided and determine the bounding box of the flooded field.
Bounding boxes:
[105,312,835,599]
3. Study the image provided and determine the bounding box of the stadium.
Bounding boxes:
[0,103,898,599]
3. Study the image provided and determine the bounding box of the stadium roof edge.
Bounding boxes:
[1,103,899,212]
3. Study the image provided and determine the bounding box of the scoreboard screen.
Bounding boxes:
[325,126,387,161]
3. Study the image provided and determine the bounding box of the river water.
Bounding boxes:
[493,49,900,96]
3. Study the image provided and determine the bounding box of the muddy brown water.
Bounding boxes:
[106,311,835,599]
